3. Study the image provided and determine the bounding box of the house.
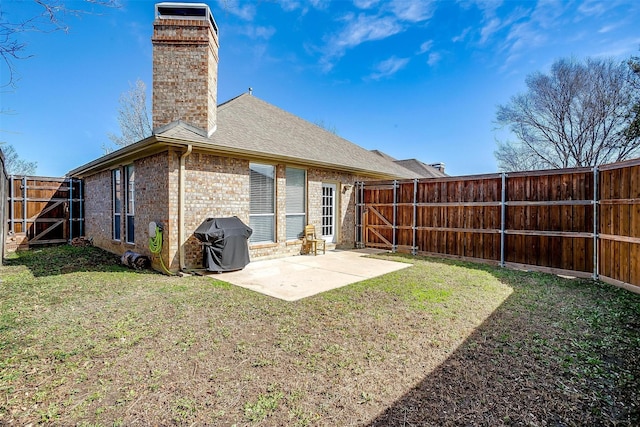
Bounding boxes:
[69,2,441,273]
[370,150,447,178]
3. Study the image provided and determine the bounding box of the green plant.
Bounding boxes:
[243,389,284,422]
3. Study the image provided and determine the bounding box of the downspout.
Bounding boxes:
[179,144,193,271]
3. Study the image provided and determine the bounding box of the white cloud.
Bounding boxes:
[309,0,330,10]
[319,0,438,71]
[598,23,618,34]
[528,0,566,29]
[369,56,410,80]
[280,0,329,13]
[241,25,276,39]
[321,13,404,70]
[389,0,435,23]
[427,52,442,66]
[337,14,403,48]
[497,20,547,72]
[474,1,532,46]
[418,40,433,54]
[354,0,380,9]
[279,0,301,12]
[593,36,640,58]
[217,0,256,20]
[577,0,608,17]
[498,2,564,57]
[479,17,501,44]
[452,27,471,42]
[458,0,503,20]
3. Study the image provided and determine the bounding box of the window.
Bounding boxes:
[125,165,135,244]
[112,169,121,241]
[286,167,306,240]
[249,163,275,243]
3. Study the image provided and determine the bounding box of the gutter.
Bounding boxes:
[179,144,193,271]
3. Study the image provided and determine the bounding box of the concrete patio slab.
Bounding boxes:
[212,249,411,301]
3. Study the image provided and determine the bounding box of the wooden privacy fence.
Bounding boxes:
[7,176,84,247]
[355,158,640,292]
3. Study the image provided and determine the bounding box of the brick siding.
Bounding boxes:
[82,149,368,272]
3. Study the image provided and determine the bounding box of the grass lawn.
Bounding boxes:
[1,246,639,426]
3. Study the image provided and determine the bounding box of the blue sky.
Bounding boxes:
[2,0,639,177]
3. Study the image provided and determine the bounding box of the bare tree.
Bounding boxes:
[0,0,120,87]
[625,53,640,142]
[0,142,37,175]
[104,79,152,153]
[495,57,640,171]
[494,140,547,172]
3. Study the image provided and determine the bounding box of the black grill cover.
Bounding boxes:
[193,217,253,272]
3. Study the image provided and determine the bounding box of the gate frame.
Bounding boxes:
[6,175,84,246]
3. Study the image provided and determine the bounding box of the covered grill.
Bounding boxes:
[193,217,253,272]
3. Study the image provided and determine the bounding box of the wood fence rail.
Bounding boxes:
[7,176,84,248]
[355,159,640,293]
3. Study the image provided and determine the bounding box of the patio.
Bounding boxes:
[213,248,411,301]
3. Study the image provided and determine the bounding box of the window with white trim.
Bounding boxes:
[112,169,121,241]
[249,163,275,243]
[286,167,306,240]
[125,165,135,244]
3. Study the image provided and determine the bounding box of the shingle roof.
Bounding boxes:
[370,149,398,162]
[370,150,447,178]
[393,159,447,178]
[157,93,417,179]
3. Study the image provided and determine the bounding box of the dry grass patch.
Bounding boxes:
[1,246,638,426]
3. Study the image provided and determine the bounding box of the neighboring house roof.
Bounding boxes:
[393,159,447,178]
[371,150,447,178]
[70,93,418,179]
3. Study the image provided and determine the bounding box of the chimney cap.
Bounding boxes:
[428,162,445,172]
[155,2,218,34]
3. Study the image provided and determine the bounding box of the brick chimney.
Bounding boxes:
[152,2,219,136]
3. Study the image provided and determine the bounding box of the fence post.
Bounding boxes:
[500,172,506,268]
[21,176,27,235]
[9,175,14,233]
[361,181,365,249]
[69,178,73,242]
[354,181,358,248]
[354,181,361,249]
[392,180,397,253]
[354,181,364,249]
[79,179,84,237]
[412,178,418,255]
[593,166,599,280]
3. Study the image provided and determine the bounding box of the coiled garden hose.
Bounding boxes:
[149,226,174,276]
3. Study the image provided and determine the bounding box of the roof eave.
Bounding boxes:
[154,135,408,179]
[67,135,170,178]
[68,133,410,180]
